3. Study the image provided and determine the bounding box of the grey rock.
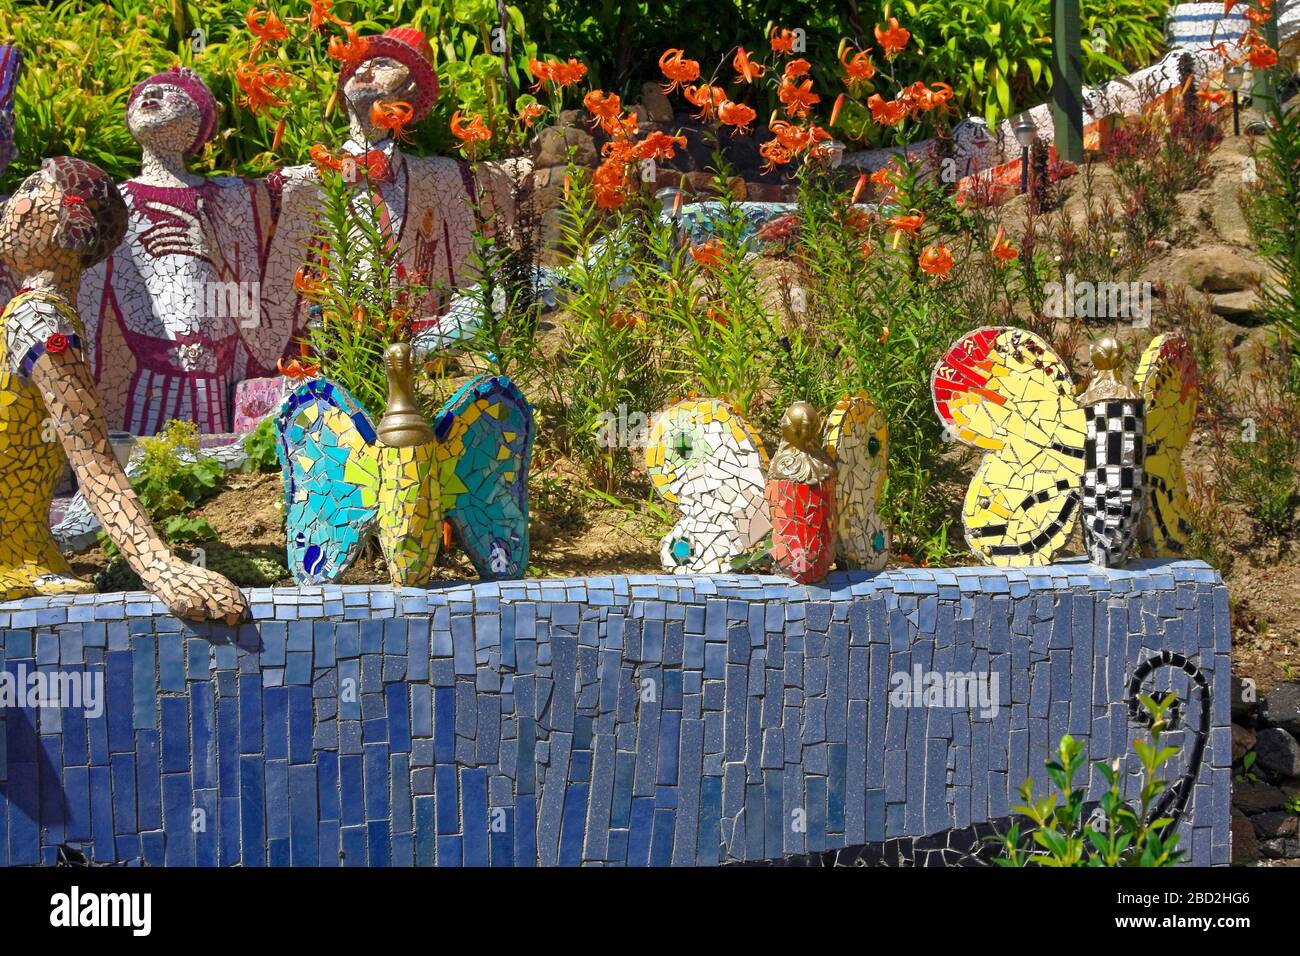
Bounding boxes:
[640,82,675,125]
[1255,727,1300,779]
[1210,290,1264,323]
[1250,810,1298,839]
[1264,681,1300,736]
[1259,837,1300,860]
[1234,781,1287,814]
[1232,806,1259,864]
[1232,723,1256,763]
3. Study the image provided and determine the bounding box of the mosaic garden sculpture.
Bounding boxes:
[0,156,247,623]
[275,343,534,585]
[645,393,888,578]
[0,44,23,305]
[261,27,520,361]
[77,67,279,436]
[765,402,838,584]
[931,326,1199,567]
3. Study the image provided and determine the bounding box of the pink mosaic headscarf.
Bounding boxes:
[127,66,218,156]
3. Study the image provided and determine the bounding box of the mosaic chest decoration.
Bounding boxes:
[931,327,1198,567]
[275,343,533,586]
[645,394,888,581]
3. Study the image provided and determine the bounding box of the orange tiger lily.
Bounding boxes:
[307,0,343,31]
[875,18,911,58]
[531,57,587,90]
[246,7,289,45]
[867,93,908,126]
[991,227,1018,263]
[718,100,758,133]
[885,210,925,245]
[583,90,623,130]
[691,239,726,269]
[784,58,812,80]
[308,143,344,172]
[450,111,492,156]
[840,48,876,86]
[371,100,415,142]
[918,243,954,278]
[235,62,291,114]
[778,77,820,118]
[770,28,798,55]
[759,139,794,173]
[659,49,701,93]
[733,47,766,83]
[683,84,728,120]
[635,130,687,161]
[518,102,546,127]
[327,28,368,68]
[293,265,326,298]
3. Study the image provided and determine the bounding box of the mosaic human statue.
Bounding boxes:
[275,343,534,585]
[0,156,247,622]
[262,27,520,358]
[644,394,888,578]
[931,326,1199,567]
[0,44,24,304]
[78,67,278,436]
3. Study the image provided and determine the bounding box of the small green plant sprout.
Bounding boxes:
[242,416,281,474]
[1234,749,1260,784]
[1284,795,1300,816]
[994,693,1185,866]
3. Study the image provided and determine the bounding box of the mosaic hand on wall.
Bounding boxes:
[260,27,524,370]
[76,68,278,436]
[931,326,1199,567]
[645,394,888,579]
[0,156,247,623]
[275,343,534,586]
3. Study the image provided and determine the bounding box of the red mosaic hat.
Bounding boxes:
[338,27,439,125]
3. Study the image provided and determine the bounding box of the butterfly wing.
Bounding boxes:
[276,379,381,584]
[434,374,534,579]
[823,392,889,570]
[1134,333,1199,557]
[645,398,770,573]
[932,326,1088,566]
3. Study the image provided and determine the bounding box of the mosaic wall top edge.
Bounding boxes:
[0,559,1222,625]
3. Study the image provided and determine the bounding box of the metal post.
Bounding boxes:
[1051,0,1084,163]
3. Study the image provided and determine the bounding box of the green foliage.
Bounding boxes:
[1227,424,1300,535]
[96,419,225,557]
[995,694,1185,866]
[1243,88,1300,392]
[242,415,282,473]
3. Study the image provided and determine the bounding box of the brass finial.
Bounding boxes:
[769,401,836,483]
[376,342,436,447]
[1079,335,1137,404]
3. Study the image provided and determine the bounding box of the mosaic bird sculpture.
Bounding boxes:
[275,343,534,585]
[931,326,1198,567]
[644,393,888,578]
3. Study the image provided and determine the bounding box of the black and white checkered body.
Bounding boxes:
[1081,399,1145,566]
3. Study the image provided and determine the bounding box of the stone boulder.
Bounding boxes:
[1255,727,1300,779]
[1264,681,1300,736]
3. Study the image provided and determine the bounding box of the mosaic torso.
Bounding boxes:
[78,176,275,435]
[261,149,479,362]
[0,289,93,600]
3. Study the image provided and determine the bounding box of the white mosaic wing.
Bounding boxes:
[823,392,889,570]
[645,398,770,573]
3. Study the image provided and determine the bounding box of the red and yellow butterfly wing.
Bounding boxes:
[932,327,1088,566]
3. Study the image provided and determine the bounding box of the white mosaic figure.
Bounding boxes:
[78,67,277,435]
[260,27,523,362]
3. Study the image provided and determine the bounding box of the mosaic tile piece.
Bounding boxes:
[1134,334,1199,557]
[1081,398,1144,565]
[645,398,771,574]
[824,393,889,571]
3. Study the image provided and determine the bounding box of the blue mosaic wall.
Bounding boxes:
[0,559,1231,866]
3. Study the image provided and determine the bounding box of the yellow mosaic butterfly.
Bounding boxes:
[931,327,1198,566]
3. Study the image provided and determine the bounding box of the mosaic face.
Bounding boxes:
[126,83,201,155]
[933,326,1198,567]
[344,56,416,120]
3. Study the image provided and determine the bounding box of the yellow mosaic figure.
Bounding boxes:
[0,290,96,600]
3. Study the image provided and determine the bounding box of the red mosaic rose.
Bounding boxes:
[45,333,70,354]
